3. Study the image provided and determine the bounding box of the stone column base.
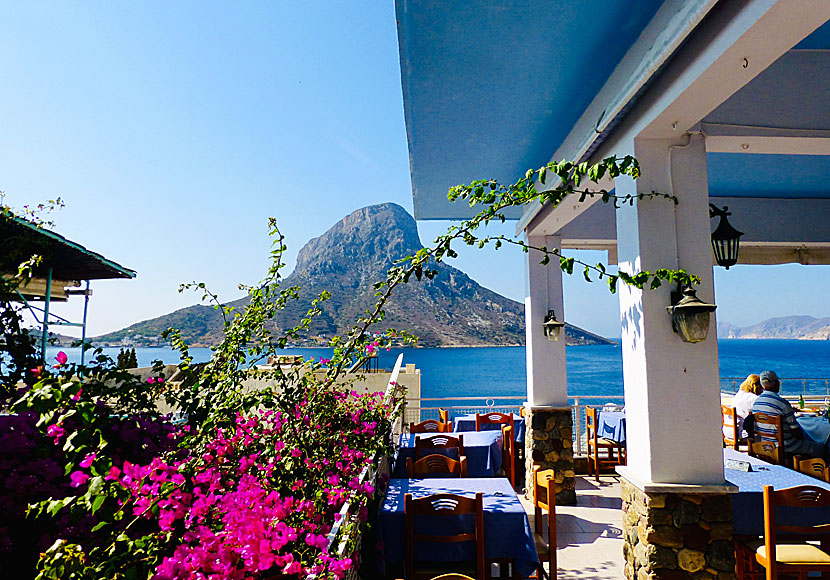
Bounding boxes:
[620,477,736,580]
[525,406,575,506]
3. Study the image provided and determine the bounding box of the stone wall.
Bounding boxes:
[525,406,576,505]
[620,479,736,580]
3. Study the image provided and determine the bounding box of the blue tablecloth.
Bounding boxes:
[797,415,830,447]
[723,448,830,535]
[597,410,626,444]
[453,413,526,444]
[393,431,503,478]
[378,477,538,577]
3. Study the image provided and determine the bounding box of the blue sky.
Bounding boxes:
[2,3,828,339]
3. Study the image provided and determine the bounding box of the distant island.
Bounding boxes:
[718,315,830,340]
[92,203,613,349]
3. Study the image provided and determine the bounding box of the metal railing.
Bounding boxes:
[403,377,830,460]
[721,377,830,396]
[407,395,626,456]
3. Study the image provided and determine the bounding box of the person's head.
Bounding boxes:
[740,374,763,395]
[759,370,780,393]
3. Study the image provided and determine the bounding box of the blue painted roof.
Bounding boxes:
[708,154,830,199]
[396,0,665,219]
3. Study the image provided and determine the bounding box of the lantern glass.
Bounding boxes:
[543,310,564,342]
[666,287,717,343]
[671,309,711,343]
[710,205,743,269]
[545,324,562,342]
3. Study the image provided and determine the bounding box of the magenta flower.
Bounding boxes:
[146,377,155,384]
[80,452,96,468]
[70,471,90,488]
[53,351,68,367]
[71,388,82,402]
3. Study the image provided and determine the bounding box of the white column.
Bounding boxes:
[614,135,724,486]
[525,235,568,407]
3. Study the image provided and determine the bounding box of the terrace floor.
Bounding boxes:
[519,474,624,579]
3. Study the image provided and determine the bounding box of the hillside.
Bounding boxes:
[95,203,612,348]
[718,315,830,340]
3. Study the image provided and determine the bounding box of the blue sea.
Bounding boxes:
[46,339,830,402]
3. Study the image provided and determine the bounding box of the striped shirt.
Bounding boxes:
[750,391,802,452]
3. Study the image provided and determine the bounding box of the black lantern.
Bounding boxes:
[666,286,717,343]
[709,204,743,269]
[543,310,565,342]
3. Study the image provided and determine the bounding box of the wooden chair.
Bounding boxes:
[501,425,516,490]
[749,441,782,466]
[414,434,465,460]
[721,404,741,450]
[411,419,452,434]
[475,411,514,432]
[404,492,484,580]
[438,408,450,425]
[585,407,626,482]
[748,413,785,465]
[532,466,557,580]
[749,484,830,580]
[407,454,468,478]
[795,457,829,482]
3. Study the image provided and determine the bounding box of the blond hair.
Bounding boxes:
[739,374,762,395]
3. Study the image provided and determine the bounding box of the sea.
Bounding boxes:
[46,339,830,403]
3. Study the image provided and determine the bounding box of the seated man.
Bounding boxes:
[750,370,827,460]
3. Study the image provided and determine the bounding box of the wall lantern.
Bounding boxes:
[709,204,743,269]
[666,286,717,343]
[543,309,565,342]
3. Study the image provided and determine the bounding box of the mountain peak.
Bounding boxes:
[94,204,612,347]
[295,203,421,279]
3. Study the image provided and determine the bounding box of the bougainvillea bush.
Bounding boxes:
[1,217,407,579]
[4,357,398,579]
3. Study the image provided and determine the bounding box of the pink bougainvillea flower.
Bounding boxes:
[54,351,68,366]
[71,388,82,402]
[80,452,96,468]
[70,471,90,488]
[29,366,43,378]
[146,377,156,384]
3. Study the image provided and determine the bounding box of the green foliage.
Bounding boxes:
[443,155,699,292]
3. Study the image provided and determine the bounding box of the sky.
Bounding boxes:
[2,2,829,339]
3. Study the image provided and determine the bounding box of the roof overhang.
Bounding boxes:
[1,213,136,281]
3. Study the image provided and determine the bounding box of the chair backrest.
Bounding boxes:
[502,425,515,489]
[533,466,557,576]
[751,412,784,448]
[411,419,452,434]
[429,575,475,580]
[414,434,464,460]
[796,457,829,481]
[763,484,830,550]
[585,406,599,441]
[749,440,782,465]
[407,454,468,478]
[405,492,484,580]
[438,408,450,425]
[475,412,514,431]
[721,405,739,450]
